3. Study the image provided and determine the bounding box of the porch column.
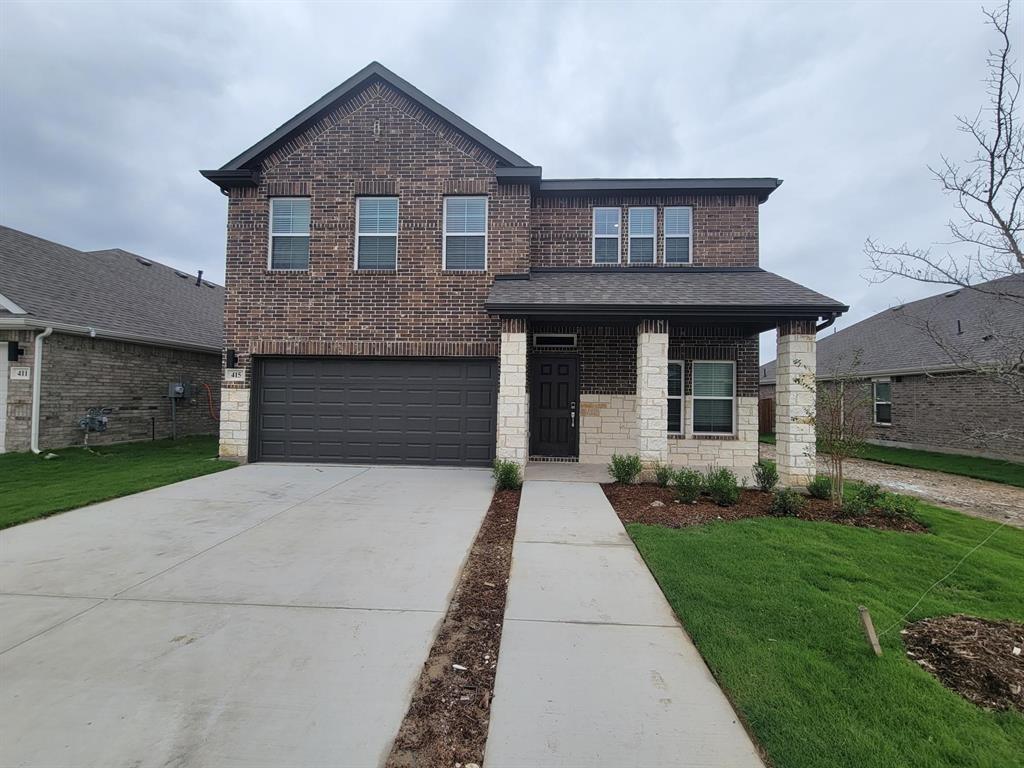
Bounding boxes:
[496,318,529,466]
[636,319,669,468]
[775,319,817,488]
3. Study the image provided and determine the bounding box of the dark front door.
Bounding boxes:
[530,357,579,457]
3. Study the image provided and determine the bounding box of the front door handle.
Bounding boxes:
[570,401,576,428]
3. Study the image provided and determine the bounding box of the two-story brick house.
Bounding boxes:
[202,62,846,486]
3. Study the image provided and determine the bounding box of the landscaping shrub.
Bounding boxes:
[673,468,703,503]
[752,459,779,492]
[703,466,741,507]
[807,475,832,500]
[841,494,870,517]
[877,492,918,519]
[653,463,673,487]
[608,453,643,484]
[770,487,805,516]
[854,483,887,507]
[492,459,522,491]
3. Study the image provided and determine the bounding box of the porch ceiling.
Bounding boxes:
[485,268,847,330]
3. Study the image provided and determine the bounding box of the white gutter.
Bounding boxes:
[0,317,220,355]
[30,327,53,455]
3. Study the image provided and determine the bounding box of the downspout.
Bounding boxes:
[30,327,53,454]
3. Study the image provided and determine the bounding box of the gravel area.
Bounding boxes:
[760,444,1024,529]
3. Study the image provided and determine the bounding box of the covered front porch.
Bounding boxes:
[486,268,847,487]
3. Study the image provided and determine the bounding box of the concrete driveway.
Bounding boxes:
[0,463,492,768]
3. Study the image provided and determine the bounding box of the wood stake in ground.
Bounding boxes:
[859,605,883,657]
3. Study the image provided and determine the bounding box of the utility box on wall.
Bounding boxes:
[167,382,197,399]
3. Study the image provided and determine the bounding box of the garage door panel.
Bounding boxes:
[255,358,497,466]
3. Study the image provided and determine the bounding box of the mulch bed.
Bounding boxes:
[601,484,927,533]
[385,488,521,768]
[903,615,1024,713]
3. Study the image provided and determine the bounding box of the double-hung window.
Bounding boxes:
[668,361,684,434]
[356,197,399,270]
[444,196,487,270]
[664,206,692,264]
[269,198,311,270]
[692,361,735,434]
[628,207,656,264]
[592,207,621,264]
[873,380,892,425]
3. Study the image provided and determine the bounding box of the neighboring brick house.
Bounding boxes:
[201,62,847,486]
[760,275,1024,461]
[0,227,222,452]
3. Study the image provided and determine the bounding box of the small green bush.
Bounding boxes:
[877,492,918,518]
[752,460,779,492]
[854,483,887,507]
[492,459,522,491]
[770,487,805,516]
[653,463,673,487]
[841,494,870,517]
[807,475,832,500]
[673,468,703,503]
[608,453,643,484]
[704,466,741,507]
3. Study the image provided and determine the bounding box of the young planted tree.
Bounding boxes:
[865,0,1023,452]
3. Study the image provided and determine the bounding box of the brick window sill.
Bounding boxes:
[265,269,309,275]
[353,269,398,275]
[441,269,487,275]
[668,433,739,441]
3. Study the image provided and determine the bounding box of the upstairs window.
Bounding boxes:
[692,361,735,434]
[668,361,684,434]
[356,197,399,270]
[592,207,621,264]
[873,380,892,425]
[444,196,487,270]
[664,206,692,264]
[628,207,656,264]
[269,198,310,270]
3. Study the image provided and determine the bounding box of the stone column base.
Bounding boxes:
[219,386,250,462]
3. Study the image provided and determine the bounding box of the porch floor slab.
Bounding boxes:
[524,460,612,483]
[486,478,764,768]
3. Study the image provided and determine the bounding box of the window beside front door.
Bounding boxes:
[668,361,683,434]
[873,380,892,425]
[692,361,735,434]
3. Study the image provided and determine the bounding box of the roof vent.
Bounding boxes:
[944,289,961,298]
[135,257,152,267]
[174,271,189,279]
[982,334,995,341]
[892,304,904,312]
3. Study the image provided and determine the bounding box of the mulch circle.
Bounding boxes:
[903,615,1024,713]
[601,483,928,533]
[385,488,520,768]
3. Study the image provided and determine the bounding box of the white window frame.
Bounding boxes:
[873,378,892,426]
[592,207,622,264]
[627,206,657,264]
[691,360,736,436]
[663,205,693,265]
[442,196,488,271]
[268,197,311,271]
[667,359,684,435]
[354,196,400,271]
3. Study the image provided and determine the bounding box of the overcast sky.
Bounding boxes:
[1,1,1016,361]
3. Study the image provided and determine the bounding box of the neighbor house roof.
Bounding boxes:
[199,62,783,203]
[485,267,846,328]
[759,274,1024,382]
[0,226,223,352]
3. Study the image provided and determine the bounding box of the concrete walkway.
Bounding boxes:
[0,464,492,768]
[486,480,764,768]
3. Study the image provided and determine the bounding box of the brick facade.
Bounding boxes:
[0,330,220,452]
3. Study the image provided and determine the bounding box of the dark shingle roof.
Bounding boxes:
[0,226,223,351]
[759,274,1024,381]
[486,268,846,323]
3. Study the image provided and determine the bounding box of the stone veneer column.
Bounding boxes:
[636,320,669,468]
[219,385,250,461]
[776,319,817,488]
[496,318,529,466]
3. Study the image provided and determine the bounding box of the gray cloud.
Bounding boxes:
[1,0,1013,361]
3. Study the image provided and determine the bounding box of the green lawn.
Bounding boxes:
[853,444,1024,488]
[629,504,1024,768]
[0,436,233,529]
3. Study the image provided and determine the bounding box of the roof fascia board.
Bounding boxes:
[484,303,845,319]
[537,178,783,200]
[0,317,221,354]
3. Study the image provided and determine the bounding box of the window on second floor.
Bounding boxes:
[444,196,487,270]
[628,207,656,264]
[269,198,310,270]
[356,197,399,270]
[664,206,693,264]
[593,207,621,264]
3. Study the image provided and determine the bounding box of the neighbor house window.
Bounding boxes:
[628,207,656,264]
[269,198,311,270]
[592,207,621,264]
[668,361,684,434]
[444,196,487,270]
[355,197,399,270]
[692,361,735,434]
[664,206,692,264]
[873,380,892,425]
